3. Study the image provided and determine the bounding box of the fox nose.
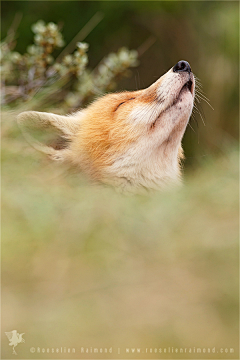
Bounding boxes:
[173,60,191,74]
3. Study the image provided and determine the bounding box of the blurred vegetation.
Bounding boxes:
[1,110,239,358]
[1,19,138,109]
[1,1,239,359]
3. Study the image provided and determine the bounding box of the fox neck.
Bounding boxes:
[102,137,183,191]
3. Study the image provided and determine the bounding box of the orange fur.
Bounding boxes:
[70,92,143,177]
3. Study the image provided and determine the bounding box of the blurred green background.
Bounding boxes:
[1,1,239,359]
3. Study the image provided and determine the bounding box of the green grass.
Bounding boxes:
[1,109,239,359]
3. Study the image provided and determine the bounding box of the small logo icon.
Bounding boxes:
[5,330,25,355]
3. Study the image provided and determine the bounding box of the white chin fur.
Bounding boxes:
[104,72,194,191]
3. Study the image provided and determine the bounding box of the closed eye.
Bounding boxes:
[114,97,135,112]
[115,102,125,111]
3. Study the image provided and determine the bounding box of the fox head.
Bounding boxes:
[17,60,195,191]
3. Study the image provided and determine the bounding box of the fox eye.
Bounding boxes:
[114,97,135,112]
[115,102,125,111]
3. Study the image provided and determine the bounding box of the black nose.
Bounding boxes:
[173,60,191,74]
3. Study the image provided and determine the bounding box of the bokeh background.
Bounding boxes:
[1,1,239,359]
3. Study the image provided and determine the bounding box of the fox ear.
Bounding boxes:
[17,111,81,161]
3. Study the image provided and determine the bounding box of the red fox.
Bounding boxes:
[17,60,195,191]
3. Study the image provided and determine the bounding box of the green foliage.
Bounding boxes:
[1,20,138,109]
